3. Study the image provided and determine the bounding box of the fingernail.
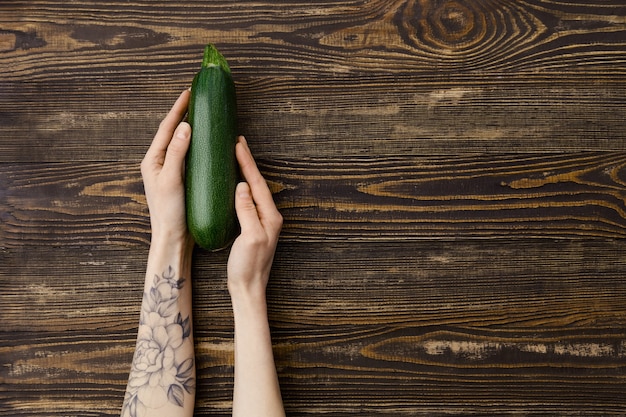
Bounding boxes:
[175,123,191,139]
[236,182,251,197]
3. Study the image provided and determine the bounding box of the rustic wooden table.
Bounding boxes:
[1,1,625,416]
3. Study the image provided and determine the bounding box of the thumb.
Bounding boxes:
[162,122,191,175]
[235,182,262,235]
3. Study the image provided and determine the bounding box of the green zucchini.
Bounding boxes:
[186,44,238,250]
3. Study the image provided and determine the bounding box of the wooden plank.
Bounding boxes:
[1,0,625,79]
[0,245,234,333]
[2,153,626,248]
[2,325,626,416]
[1,68,625,162]
[3,237,626,415]
[266,239,626,328]
[0,329,235,416]
[3,238,626,331]
[0,161,150,247]
[2,76,624,162]
[265,152,626,241]
[1,0,626,161]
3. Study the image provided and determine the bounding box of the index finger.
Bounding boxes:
[235,136,279,217]
[146,89,190,158]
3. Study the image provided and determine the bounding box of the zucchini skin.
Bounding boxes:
[186,45,238,250]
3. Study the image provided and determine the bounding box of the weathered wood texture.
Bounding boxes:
[2,153,626,248]
[1,0,626,416]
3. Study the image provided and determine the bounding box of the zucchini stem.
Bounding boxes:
[202,44,231,74]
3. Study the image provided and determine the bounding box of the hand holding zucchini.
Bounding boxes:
[186,44,239,250]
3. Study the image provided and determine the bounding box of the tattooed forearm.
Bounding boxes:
[122,266,195,417]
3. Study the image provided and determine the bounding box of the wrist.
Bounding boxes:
[148,232,194,274]
[150,221,191,245]
[229,283,268,315]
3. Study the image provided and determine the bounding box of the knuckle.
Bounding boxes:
[244,232,267,249]
[158,118,169,131]
[140,159,150,175]
[271,211,283,229]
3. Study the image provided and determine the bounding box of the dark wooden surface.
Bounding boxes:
[1,1,626,415]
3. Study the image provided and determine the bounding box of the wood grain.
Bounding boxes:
[2,153,626,248]
[3,239,625,331]
[2,0,625,79]
[1,0,626,161]
[2,240,625,415]
[3,325,626,416]
[2,0,626,416]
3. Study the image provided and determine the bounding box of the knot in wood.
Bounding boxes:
[405,0,490,54]
[417,0,486,51]
[433,1,475,41]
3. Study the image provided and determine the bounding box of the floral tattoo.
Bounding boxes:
[122,266,195,417]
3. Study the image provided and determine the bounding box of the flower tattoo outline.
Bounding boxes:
[122,266,195,417]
